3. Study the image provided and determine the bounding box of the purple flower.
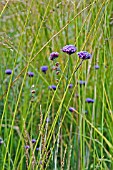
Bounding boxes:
[41,66,48,74]
[40,161,42,165]
[77,51,91,60]
[5,69,12,75]
[31,139,36,144]
[31,90,36,94]
[28,71,34,77]
[86,98,94,103]
[36,147,40,151]
[69,107,76,112]
[68,84,73,89]
[94,64,99,69]
[48,85,56,90]
[50,52,59,60]
[46,117,50,122]
[78,80,86,86]
[25,145,30,149]
[62,45,77,55]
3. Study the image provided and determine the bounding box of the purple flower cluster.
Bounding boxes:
[86,98,94,103]
[36,147,40,151]
[31,139,36,144]
[77,51,92,60]
[46,117,50,122]
[62,45,77,55]
[94,64,99,69]
[49,85,56,91]
[28,71,34,77]
[50,52,59,60]
[69,107,76,112]
[68,84,73,89]
[25,145,30,149]
[78,80,86,86]
[5,69,12,75]
[41,66,48,74]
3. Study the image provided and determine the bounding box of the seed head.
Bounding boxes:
[31,90,36,94]
[56,71,60,75]
[55,62,59,67]
[56,79,59,83]
[52,66,57,70]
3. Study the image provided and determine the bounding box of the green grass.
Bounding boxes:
[0,0,113,169]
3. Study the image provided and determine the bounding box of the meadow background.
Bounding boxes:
[0,0,113,169]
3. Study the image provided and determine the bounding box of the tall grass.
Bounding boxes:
[0,0,113,169]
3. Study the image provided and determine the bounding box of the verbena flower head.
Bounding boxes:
[46,117,50,122]
[86,98,94,103]
[94,64,99,69]
[41,66,48,74]
[28,71,34,77]
[5,69,12,75]
[68,84,73,89]
[31,139,36,144]
[62,45,77,55]
[50,52,59,60]
[49,85,56,90]
[25,145,30,149]
[36,147,40,151]
[78,80,86,86]
[40,161,42,165]
[69,107,76,112]
[77,51,91,60]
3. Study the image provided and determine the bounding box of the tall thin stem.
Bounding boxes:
[74,59,84,74]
